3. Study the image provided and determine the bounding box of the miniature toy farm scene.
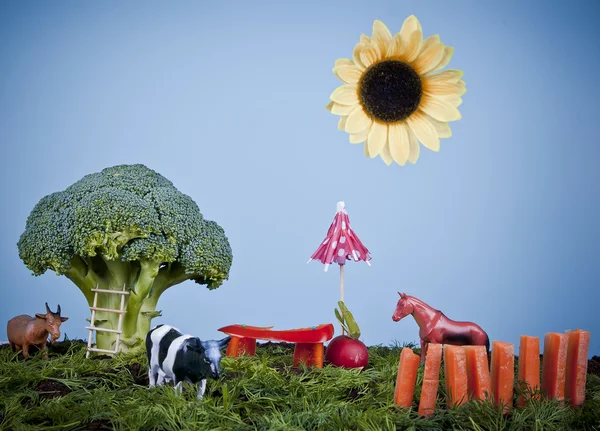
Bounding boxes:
[1,5,599,431]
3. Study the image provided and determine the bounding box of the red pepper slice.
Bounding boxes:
[218,323,334,343]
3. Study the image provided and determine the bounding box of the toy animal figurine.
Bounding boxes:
[392,293,489,363]
[146,324,231,400]
[6,303,69,359]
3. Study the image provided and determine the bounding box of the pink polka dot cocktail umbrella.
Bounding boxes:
[307,202,372,304]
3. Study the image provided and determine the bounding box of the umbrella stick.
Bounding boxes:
[340,264,345,335]
[340,264,345,303]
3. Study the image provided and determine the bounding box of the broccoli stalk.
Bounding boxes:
[17,164,233,353]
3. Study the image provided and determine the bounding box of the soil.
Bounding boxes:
[257,341,296,353]
[82,419,113,430]
[34,380,72,399]
[2,341,599,378]
[125,362,149,386]
[0,339,87,360]
[588,356,600,377]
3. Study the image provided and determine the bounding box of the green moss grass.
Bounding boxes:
[0,341,598,430]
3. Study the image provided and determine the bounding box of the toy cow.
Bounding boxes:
[7,303,69,359]
[146,324,230,399]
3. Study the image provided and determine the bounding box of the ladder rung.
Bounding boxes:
[89,307,126,314]
[85,326,123,334]
[91,288,130,295]
[87,347,118,355]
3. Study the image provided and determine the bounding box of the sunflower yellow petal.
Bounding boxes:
[406,112,440,152]
[349,128,369,143]
[421,112,451,138]
[372,20,393,58]
[364,140,371,157]
[338,116,347,131]
[360,43,382,68]
[420,95,462,122]
[379,142,394,165]
[433,46,453,71]
[399,15,422,42]
[367,121,387,157]
[425,69,464,84]
[413,41,445,74]
[331,102,357,116]
[449,96,463,107]
[407,127,420,164]
[345,107,372,134]
[401,29,423,63]
[335,58,354,67]
[333,65,363,84]
[388,122,410,165]
[325,101,334,112]
[330,84,359,105]
[420,34,440,53]
[352,43,367,69]
[424,80,466,97]
[386,34,405,57]
[360,33,371,44]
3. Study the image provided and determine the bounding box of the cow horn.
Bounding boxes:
[57,304,61,315]
[45,302,51,314]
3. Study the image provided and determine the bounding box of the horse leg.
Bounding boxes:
[9,342,16,352]
[420,339,428,364]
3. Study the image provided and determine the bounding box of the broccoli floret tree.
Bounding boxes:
[17,164,233,353]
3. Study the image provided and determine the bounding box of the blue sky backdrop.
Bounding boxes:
[1,1,599,356]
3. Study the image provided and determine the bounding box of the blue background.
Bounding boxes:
[1,1,599,356]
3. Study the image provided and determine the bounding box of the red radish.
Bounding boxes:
[325,301,369,369]
[325,335,369,368]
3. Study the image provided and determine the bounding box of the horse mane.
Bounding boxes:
[405,295,441,313]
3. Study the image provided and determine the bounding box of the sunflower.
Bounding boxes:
[326,16,466,166]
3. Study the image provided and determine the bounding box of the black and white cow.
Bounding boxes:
[146,324,230,399]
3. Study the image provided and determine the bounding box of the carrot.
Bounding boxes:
[394,347,421,408]
[418,343,443,417]
[444,345,468,408]
[464,345,491,402]
[490,341,514,413]
[565,329,590,407]
[226,336,241,357]
[225,336,256,357]
[239,337,257,355]
[292,342,325,368]
[517,335,540,406]
[541,332,568,400]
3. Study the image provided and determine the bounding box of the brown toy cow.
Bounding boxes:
[7,303,68,359]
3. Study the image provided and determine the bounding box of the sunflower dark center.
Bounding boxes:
[359,60,422,123]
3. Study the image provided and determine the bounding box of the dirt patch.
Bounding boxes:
[0,340,86,359]
[257,342,296,353]
[126,362,148,386]
[223,371,244,381]
[90,354,113,360]
[82,419,113,430]
[49,339,86,355]
[347,387,365,401]
[588,356,600,377]
[34,380,71,399]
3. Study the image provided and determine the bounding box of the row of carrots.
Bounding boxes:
[394,329,591,416]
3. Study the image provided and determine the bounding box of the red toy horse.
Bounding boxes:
[392,292,489,363]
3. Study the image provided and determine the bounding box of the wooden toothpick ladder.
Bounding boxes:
[86,284,129,358]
